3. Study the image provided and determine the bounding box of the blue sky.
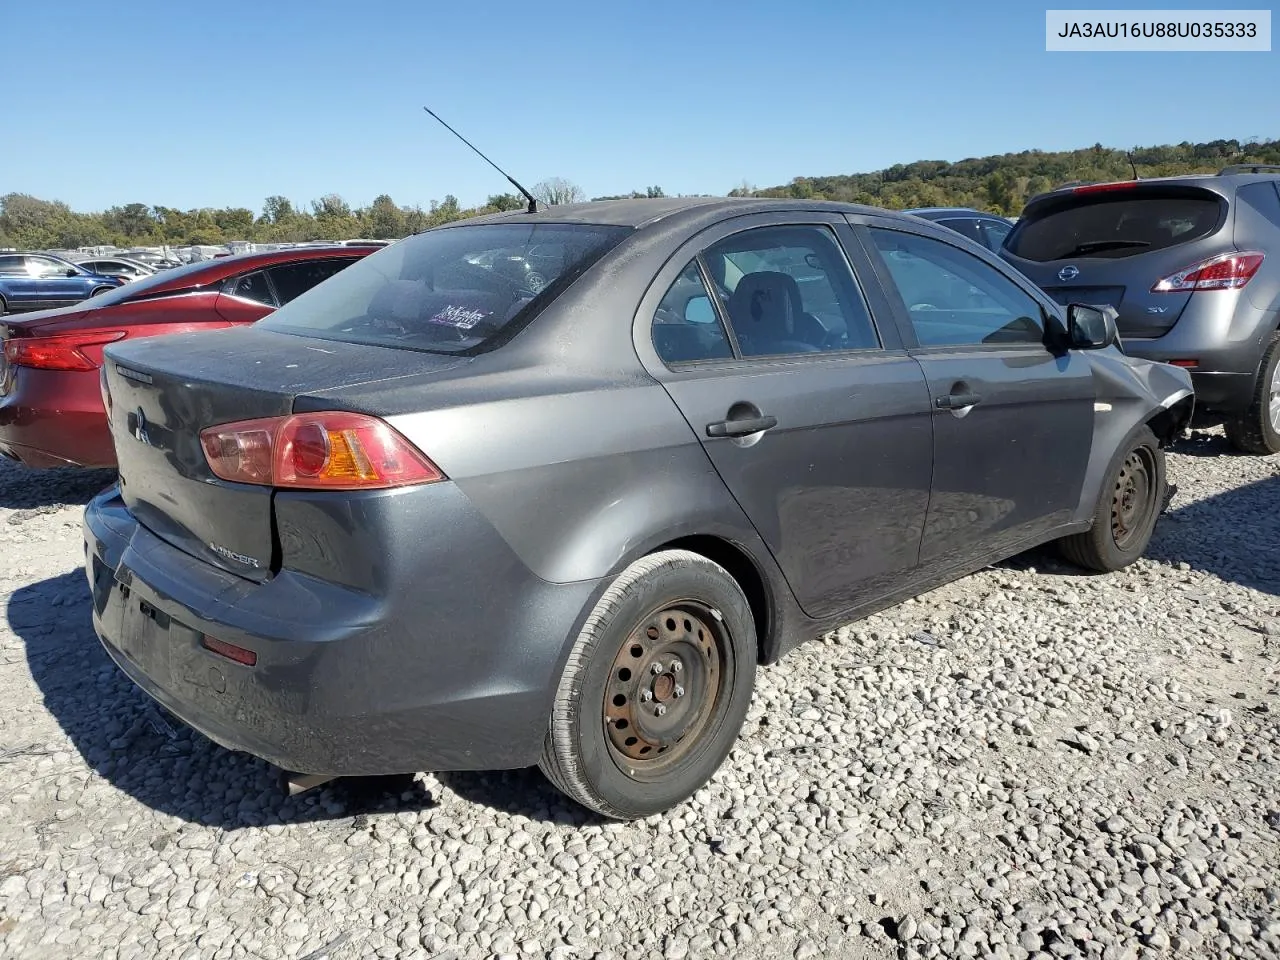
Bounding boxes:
[6,0,1277,214]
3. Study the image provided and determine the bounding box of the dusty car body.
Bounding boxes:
[84,197,1194,819]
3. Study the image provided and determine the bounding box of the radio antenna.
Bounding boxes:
[422,106,538,214]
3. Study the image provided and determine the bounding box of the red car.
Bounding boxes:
[0,246,377,468]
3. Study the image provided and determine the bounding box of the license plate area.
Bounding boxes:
[113,580,175,679]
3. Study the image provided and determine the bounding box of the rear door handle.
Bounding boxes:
[706,415,778,438]
[935,391,981,410]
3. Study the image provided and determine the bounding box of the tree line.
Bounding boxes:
[3,137,1277,250]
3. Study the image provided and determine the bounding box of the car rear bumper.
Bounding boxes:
[83,484,601,776]
[0,367,116,467]
[1117,299,1277,415]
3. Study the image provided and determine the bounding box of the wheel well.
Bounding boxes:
[1146,395,1195,445]
[658,535,774,665]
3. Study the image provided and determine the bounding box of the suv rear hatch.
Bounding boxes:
[1001,181,1231,338]
[103,326,466,582]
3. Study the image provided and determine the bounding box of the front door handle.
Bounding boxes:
[706,415,778,438]
[935,391,982,410]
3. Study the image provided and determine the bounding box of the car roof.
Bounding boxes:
[443,196,898,230]
[1026,167,1280,207]
[104,245,376,298]
[903,207,1008,219]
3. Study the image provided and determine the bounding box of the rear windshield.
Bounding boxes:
[256,222,632,354]
[1006,190,1224,262]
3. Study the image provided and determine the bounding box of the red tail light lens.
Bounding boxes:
[1072,181,1138,195]
[1152,251,1264,292]
[201,634,257,666]
[3,331,128,371]
[200,412,444,490]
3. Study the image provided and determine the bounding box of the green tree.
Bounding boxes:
[366,194,406,238]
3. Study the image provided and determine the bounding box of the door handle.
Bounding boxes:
[706,415,778,438]
[935,391,982,410]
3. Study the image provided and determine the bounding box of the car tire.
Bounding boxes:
[1058,424,1166,572]
[539,549,757,820]
[88,286,114,298]
[0,295,7,316]
[1223,333,1280,455]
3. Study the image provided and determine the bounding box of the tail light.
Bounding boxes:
[1152,251,1264,292]
[199,411,444,490]
[3,331,128,371]
[1072,181,1138,195]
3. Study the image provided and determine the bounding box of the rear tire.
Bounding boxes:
[88,286,113,298]
[1224,333,1280,455]
[1059,424,1166,572]
[0,294,7,316]
[539,550,756,820]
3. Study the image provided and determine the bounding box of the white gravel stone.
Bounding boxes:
[1,432,1278,960]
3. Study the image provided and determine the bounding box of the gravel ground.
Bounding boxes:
[0,428,1278,960]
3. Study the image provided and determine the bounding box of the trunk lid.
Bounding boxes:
[1002,181,1232,338]
[103,325,466,582]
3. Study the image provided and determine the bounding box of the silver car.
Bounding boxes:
[1002,165,1280,454]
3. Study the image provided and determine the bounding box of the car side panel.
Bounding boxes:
[381,381,767,586]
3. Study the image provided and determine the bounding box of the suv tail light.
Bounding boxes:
[1152,251,1264,292]
[3,331,128,371]
[199,412,444,490]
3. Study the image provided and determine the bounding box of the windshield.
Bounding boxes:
[256,222,632,354]
[1007,189,1223,262]
[81,258,223,307]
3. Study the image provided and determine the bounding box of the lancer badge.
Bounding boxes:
[1058,265,1080,281]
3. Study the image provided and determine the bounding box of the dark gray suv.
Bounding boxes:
[1001,166,1280,454]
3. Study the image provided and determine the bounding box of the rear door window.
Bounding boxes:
[266,258,358,304]
[1007,190,1224,262]
[224,270,276,306]
[699,224,880,357]
[651,260,733,364]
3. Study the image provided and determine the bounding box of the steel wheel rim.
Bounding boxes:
[1268,358,1280,433]
[603,601,727,780]
[1111,447,1156,550]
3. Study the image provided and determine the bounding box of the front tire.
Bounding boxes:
[539,550,757,820]
[1224,333,1280,455]
[1059,424,1166,572]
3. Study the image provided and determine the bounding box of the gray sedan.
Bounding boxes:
[84,198,1194,819]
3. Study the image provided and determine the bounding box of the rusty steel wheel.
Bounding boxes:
[1110,446,1157,552]
[539,550,757,820]
[603,602,727,778]
[1058,424,1165,573]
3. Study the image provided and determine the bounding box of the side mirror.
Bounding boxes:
[1066,302,1118,350]
[65,267,79,277]
[684,295,717,325]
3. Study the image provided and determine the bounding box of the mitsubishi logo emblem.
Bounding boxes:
[132,408,150,447]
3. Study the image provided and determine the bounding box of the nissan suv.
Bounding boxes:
[1001,166,1280,454]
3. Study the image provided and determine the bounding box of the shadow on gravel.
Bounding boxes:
[1167,430,1249,459]
[1001,475,1280,596]
[1148,476,1280,597]
[0,460,116,511]
[12,570,440,830]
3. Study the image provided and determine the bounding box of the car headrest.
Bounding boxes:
[727,271,804,343]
